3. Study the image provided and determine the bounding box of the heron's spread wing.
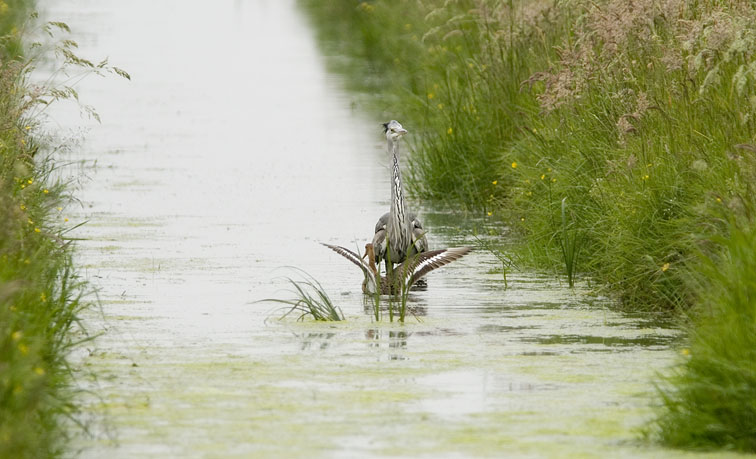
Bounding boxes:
[401,247,472,287]
[320,243,377,285]
[321,243,367,272]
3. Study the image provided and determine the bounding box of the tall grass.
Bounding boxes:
[0,0,31,57]
[557,197,582,288]
[653,218,756,451]
[300,0,756,452]
[260,269,344,322]
[1,9,128,457]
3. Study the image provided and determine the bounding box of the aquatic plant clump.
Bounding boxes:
[260,269,345,322]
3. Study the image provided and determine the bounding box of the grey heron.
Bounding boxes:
[372,120,428,276]
[321,243,471,295]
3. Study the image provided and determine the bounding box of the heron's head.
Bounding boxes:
[383,120,408,142]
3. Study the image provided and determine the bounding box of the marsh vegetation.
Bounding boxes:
[301,0,756,452]
[0,6,127,456]
[3,0,748,456]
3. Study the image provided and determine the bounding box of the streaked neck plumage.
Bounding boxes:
[387,138,410,261]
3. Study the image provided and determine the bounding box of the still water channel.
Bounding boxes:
[38,1,732,457]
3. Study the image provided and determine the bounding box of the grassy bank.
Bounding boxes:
[300,0,756,452]
[653,217,756,451]
[0,6,112,457]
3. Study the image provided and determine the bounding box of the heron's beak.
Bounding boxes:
[397,128,408,136]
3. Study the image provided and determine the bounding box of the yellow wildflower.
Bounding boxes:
[27,178,32,184]
[437,103,444,110]
[40,293,46,302]
[43,189,49,194]
[552,178,557,183]
[447,127,453,135]
[716,197,722,203]
[486,211,492,216]
[34,228,41,233]
[681,348,690,356]
[492,180,498,185]
[11,331,22,341]
[511,162,517,169]
[642,174,650,180]
[20,204,25,210]
[24,125,31,130]
[661,263,670,272]
[427,92,435,99]
[540,174,545,180]
[521,217,525,222]
[34,367,45,376]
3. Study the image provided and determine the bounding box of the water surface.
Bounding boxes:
[38,1,731,457]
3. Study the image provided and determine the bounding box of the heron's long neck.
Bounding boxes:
[388,140,409,236]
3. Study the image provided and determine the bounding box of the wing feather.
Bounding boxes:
[402,247,472,287]
[321,243,369,272]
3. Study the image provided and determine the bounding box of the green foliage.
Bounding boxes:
[0,0,32,58]
[558,198,583,288]
[261,269,344,322]
[653,220,756,452]
[300,0,756,452]
[300,0,756,310]
[1,9,126,457]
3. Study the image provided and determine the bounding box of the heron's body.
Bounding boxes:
[371,212,427,266]
[373,120,427,274]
